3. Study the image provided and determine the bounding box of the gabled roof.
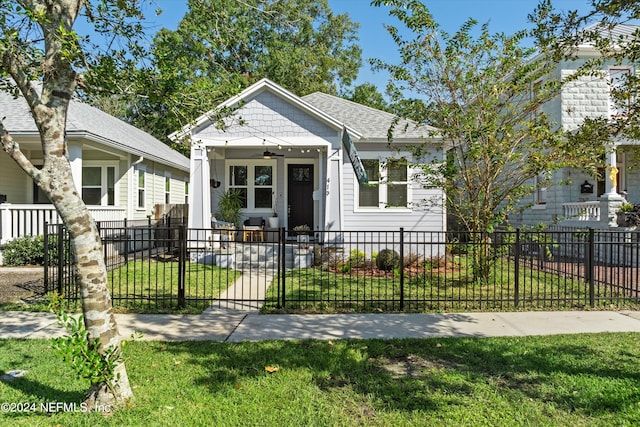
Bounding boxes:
[169,78,362,142]
[302,92,438,141]
[170,78,439,144]
[0,90,190,171]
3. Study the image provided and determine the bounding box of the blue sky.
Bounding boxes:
[143,0,593,91]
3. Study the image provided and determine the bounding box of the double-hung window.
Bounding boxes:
[358,157,409,209]
[227,161,275,211]
[165,175,171,204]
[82,162,117,206]
[137,167,146,209]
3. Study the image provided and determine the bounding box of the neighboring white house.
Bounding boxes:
[170,78,446,242]
[0,90,190,244]
[509,23,640,229]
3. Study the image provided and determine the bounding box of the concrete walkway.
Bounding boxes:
[2,309,640,342]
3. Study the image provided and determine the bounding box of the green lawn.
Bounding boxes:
[1,333,640,426]
[263,256,640,313]
[105,260,241,314]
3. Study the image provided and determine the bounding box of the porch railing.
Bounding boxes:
[563,201,601,222]
[0,203,126,244]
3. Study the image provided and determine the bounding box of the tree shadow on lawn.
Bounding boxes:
[152,333,640,417]
[0,339,86,405]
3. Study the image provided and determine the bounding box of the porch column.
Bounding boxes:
[187,145,212,248]
[600,142,624,226]
[605,145,618,195]
[324,148,342,232]
[68,142,82,194]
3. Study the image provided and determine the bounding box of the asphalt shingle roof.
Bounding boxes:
[0,90,189,171]
[302,92,438,142]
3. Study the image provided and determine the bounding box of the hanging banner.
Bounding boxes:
[342,128,368,184]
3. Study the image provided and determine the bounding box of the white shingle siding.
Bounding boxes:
[197,91,336,139]
[561,69,611,131]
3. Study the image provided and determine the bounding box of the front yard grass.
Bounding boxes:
[0,261,241,314]
[1,333,639,426]
[263,256,640,313]
[105,260,241,314]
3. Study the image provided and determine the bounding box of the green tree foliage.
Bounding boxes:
[344,82,391,112]
[94,0,362,151]
[370,0,603,236]
[530,0,640,141]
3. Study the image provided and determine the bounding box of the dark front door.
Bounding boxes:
[288,164,314,231]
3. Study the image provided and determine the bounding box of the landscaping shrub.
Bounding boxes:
[376,248,400,271]
[0,234,66,266]
[1,235,45,266]
[347,249,367,268]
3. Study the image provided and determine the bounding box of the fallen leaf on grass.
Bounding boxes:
[264,365,280,373]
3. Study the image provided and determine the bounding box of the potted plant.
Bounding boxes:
[215,189,243,228]
[293,224,311,247]
[268,193,279,228]
[617,202,640,227]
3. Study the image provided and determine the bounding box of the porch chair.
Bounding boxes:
[243,217,265,242]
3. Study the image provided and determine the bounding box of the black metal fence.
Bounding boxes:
[43,223,640,313]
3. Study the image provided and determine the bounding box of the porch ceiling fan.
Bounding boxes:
[263,150,285,159]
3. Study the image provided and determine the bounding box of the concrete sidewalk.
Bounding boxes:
[2,310,640,342]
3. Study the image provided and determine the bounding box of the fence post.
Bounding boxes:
[514,228,520,307]
[399,227,405,311]
[43,221,49,294]
[587,227,595,308]
[177,224,186,308]
[123,218,129,264]
[56,224,64,295]
[280,227,286,309]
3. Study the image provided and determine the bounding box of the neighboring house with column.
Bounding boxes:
[170,78,446,245]
[508,23,640,229]
[0,89,190,244]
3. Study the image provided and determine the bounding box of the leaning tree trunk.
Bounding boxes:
[0,0,134,409]
[54,178,134,406]
[40,150,134,406]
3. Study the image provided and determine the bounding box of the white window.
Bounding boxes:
[609,68,631,118]
[358,157,409,209]
[82,162,117,206]
[184,180,189,205]
[534,174,547,206]
[165,174,171,204]
[227,161,275,211]
[137,167,146,209]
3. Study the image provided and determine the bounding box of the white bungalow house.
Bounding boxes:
[509,23,640,229]
[170,79,445,242]
[0,90,190,244]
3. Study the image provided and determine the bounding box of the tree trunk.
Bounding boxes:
[60,195,134,406]
[1,0,135,410]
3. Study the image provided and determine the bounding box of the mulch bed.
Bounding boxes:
[0,268,46,304]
